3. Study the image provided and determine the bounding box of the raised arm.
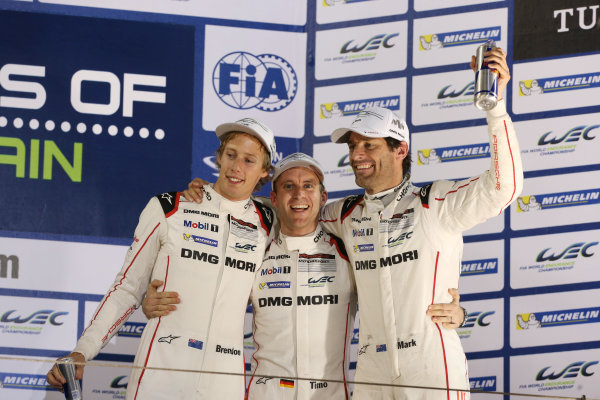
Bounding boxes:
[428,49,523,232]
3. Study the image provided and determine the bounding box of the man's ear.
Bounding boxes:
[396,141,409,160]
[320,190,328,207]
[270,190,278,208]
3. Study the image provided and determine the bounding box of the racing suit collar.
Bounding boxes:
[364,175,412,209]
[277,224,323,251]
[203,184,253,214]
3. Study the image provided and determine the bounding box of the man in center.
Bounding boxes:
[247,153,356,399]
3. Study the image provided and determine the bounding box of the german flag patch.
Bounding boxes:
[280,379,294,388]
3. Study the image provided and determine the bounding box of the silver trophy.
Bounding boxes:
[57,357,83,400]
[474,39,498,111]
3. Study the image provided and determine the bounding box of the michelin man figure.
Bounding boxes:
[519,80,544,95]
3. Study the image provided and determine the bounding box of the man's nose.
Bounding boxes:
[350,146,365,160]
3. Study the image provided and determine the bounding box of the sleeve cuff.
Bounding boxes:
[487,98,507,118]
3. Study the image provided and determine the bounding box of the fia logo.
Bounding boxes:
[212,52,297,112]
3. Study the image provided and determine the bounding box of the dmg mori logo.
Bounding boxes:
[0,254,18,279]
[212,51,297,112]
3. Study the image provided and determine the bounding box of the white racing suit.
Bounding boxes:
[74,185,274,399]
[320,101,523,400]
[247,224,357,400]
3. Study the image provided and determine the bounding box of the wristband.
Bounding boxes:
[458,306,468,327]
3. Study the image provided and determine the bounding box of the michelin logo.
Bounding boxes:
[0,373,57,391]
[323,0,374,6]
[519,73,600,96]
[461,258,498,276]
[419,26,501,50]
[183,234,218,247]
[259,281,291,290]
[516,307,600,330]
[417,143,489,165]
[517,189,600,212]
[354,244,375,253]
[470,376,496,391]
[117,321,146,338]
[320,96,400,118]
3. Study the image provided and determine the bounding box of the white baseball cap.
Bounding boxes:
[272,153,325,187]
[215,117,277,162]
[330,106,409,146]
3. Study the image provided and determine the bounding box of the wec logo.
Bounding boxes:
[461,311,494,328]
[338,154,350,167]
[536,242,597,262]
[537,125,599,145]
[212,51,297,112]
[340,33,399,54]
[438,82,474,99]
[536,361,598,381]
[1,309,68,325]
[235,243,257,253]
[110,376,128,389]
[308,276,334,284]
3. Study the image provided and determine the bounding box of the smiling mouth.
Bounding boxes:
[353,163,373,171]
[290,205,309,211]
[227,176,244,184]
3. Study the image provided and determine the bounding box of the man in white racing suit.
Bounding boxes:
[46,118,277,399]
[318,48,523,399]
[246,153,356,400]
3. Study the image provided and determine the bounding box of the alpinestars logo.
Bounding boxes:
[212,51,297,111]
